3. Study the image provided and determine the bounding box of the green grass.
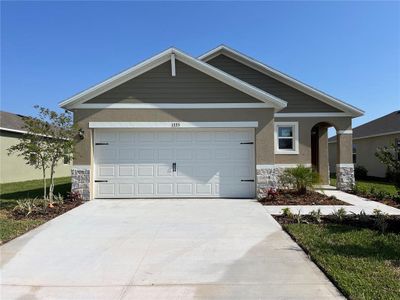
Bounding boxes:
[0,177,71,244]
[0,212,45,244]
[285,223,400,300]
[330,178,397,196]
[0,177,71,210]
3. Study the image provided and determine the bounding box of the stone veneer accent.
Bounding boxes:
[256,165,286,199]
[71,168,90,201]
[336,164,355,191]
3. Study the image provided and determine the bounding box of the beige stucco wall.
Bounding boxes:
[274,117,352,165]
[329,133,400,178]
[73,108,275,165]
[0,131,71,184]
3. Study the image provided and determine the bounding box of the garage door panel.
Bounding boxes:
[118,183,135,196]
[118,132,134,143]
[98,165,115,177]
[119,165,135,176]
[137,165,154,176]
[157,183,174,195]
[158,149,174,160]
[119,149,135,161]
[94,128,255,198]
[138,183,154,195]
[176,183,193,195]
[157,165,173,177]
[98,183,115,197]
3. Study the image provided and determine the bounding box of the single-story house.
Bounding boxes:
[329,110,400,178]
[59,45,364,200]
[0,111,71,183]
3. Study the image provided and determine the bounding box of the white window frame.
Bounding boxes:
[274,121,299,154]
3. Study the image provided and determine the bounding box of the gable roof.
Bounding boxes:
[59,48,287,110]
[329,110,400,142]
[199,45,364,117]
[0,111,28,134]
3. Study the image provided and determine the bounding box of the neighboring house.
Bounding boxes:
[329,111,400,178]
[59,45,364,200]
[0,111,71,184]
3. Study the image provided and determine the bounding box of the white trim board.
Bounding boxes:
[274,112,352,117]
[59,47,287,111]
[73,103,272,109]
[199,45,364,117]
[328,131,400,143]
[89,121,259,129]
[256,164,312,169]
[0,127,27,134]
[274,121,300,155]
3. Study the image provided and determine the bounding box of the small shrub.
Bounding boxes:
[309,209,322,224]
[13,198,38,217]
[354,165,368,180]
[53,193,64,205]
[374,190,388,200]
[279,165,320,195]
[282,207,293,218]
[357,210,369,223]
[332,208,347,222]
[392,194,400,204]
[66,191,83,203]
[368,186,377,197]
[267,188,278,200]
[373,209,389,234]
[294,210,303,224]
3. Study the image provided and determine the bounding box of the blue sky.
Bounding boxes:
[1,1,399,130]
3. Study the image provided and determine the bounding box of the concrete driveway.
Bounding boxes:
[1,199,343,300]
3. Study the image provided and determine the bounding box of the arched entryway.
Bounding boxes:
[311,122,334,185]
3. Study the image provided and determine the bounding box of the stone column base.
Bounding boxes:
[336,164,355,191]
[71,167,90,201]
[256,165,285,199]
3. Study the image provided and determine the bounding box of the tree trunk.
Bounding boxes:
[42,164,47,199]
[49,161,55,205]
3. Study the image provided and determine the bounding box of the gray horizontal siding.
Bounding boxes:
[207,55,341,113]
[87,60,261,104]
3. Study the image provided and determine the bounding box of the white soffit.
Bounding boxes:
[89,121,259,129]
[59,48,287,111]
[199,45,364,117]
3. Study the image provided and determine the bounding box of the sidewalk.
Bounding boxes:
[264,188,400,216]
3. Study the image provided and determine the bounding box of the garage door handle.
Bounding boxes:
[95,180,108,183]
[172,162,176,172]
[241,179,254,182]
[95,142,109,145]
[240,142,254,144]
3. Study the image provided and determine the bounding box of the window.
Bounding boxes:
[63,155,71,165]
[352,144,357,164]
[275,122,299,154]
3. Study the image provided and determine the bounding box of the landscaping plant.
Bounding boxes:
[373,209,389,234]
[332,208,346,223]
[281,207,293,218]
[279,165,320,194]
[309,209,322,224]
[375,141,400,191]
[7,106,79,202]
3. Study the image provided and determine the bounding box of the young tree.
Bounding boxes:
[8,106,79,202]
[375,142,400,191]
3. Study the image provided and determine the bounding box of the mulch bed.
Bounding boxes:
[259,189,349,206]
[274,215,400,234]
[11,200,82,221]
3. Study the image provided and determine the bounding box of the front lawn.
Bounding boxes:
[331,178,399,209]
[330,178,397,196]
[284,223,400,300]
[0,177,74,244]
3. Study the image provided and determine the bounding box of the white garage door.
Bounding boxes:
[94,128,255,198]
